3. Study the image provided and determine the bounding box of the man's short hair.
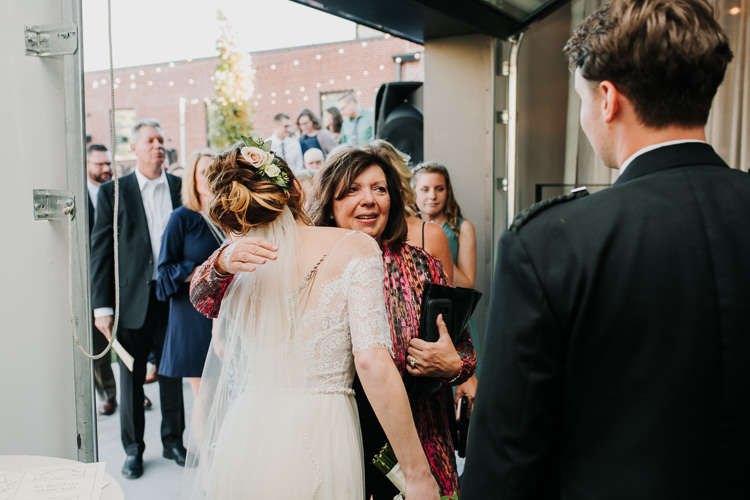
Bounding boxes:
[337,93,358,105]
[87,144,109,157]
[563,0,732,128]
[273,113,290,122]
[131,118,163,143]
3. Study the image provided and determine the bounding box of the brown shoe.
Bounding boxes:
[144,396,152,410]
[144,364,158,384]
[98,397,117,416]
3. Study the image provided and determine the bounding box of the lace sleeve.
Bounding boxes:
[347,251,394,355]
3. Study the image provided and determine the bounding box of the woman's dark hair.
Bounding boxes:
[206,144,310,235]
[325,107,343,134]
[296,109,321,131]
[309,147,408,250]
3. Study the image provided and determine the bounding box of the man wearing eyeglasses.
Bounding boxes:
[86,144,116,416]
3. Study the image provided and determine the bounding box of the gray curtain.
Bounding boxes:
[565,0,750,184]
[706,0,750,172]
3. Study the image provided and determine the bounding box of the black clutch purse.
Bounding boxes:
[404,282,481,396]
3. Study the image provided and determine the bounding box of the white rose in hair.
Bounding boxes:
[263,164,281,178]
[241,146,273,167]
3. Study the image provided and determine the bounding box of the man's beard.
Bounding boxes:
[93,172,112,183]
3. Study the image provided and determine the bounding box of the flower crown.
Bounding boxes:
[239,135,290,193]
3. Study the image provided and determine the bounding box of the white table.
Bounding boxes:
[0,455,124,500]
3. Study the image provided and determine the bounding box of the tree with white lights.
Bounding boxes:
[208,10,255,150]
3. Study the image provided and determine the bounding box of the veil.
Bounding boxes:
[182,206,319,499]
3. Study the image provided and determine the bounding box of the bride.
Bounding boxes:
[182,139,439,499]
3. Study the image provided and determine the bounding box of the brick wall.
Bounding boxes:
[84,35,423,168]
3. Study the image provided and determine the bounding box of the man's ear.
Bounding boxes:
[599,80,620,124]
[130,141,136,153]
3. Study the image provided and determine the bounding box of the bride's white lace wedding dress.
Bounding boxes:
[183,208,393,499]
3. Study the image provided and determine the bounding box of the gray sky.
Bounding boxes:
[82,0,357,71]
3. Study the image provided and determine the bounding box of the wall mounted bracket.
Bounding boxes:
[25,23,78,57]
[33,189,75,221]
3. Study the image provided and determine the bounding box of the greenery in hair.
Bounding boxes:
[239,135,290,194]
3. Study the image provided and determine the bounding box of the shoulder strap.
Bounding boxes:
[421,221,426,249]
[510,187,589,233]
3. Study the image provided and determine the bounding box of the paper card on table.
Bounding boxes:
[0,471,22,500]
[11,462,105,500]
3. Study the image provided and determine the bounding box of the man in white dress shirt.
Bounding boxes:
[265,112,303,172]
[90,119,186,479]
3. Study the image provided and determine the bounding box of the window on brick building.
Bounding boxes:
[319,91,351,116]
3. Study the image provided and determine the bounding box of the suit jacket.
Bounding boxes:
[90,172,182,331]
[463,143,750,499]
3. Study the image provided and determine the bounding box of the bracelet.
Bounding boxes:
[212,266,233,279]
[446,363,464,384]
[213,244,234,279]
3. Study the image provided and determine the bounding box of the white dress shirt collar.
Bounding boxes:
[134,166,168,191]
[87,180,100,209]
[619,139,707,174]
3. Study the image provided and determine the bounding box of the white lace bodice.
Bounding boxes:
[218,227,393,398]
[296,252,393,395]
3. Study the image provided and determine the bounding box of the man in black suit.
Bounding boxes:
[86,144,117,416]
[91,119,186,479]
[463,1,750,499]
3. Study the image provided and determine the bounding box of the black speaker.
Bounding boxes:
[374,81,424,164]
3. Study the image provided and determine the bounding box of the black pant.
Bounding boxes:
[117,289,184,457]
[354,376,400,500]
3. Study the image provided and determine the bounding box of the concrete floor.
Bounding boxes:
[95,365,194,500]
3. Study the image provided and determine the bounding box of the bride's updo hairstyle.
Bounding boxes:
[206,144,308,235]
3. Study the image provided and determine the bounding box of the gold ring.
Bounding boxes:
[409,357,416,368]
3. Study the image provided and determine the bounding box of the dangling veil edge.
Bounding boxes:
[181,206,307,499]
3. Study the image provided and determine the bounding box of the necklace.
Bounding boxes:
[295,253,327,294]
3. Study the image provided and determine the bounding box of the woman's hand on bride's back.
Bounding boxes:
[216,237,278,275]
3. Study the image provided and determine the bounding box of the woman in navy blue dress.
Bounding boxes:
[157,150,224,395]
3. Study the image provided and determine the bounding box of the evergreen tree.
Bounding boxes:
[207,10,255,150]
